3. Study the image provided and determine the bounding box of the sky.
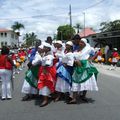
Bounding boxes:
[0,0,120,41]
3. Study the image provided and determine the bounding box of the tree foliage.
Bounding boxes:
[74,23,83,33]
[23,32,37,47]
[11,21,24,32]
[11,21,25,47]
[57,25,75,41]
[100,20,120,32]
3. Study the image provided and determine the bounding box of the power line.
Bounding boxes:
[72,0,106,17]
[83,0,106,11]
[0,13,68,21]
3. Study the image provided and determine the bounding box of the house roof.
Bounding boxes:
[79,28,96,37]
[0,28,12,32]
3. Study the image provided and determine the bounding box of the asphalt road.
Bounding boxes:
[0,66,120,120]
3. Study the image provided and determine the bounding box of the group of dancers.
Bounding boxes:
[21,35,99,107]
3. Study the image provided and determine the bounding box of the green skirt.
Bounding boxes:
[25,66,39,88]
[72,60,98,84]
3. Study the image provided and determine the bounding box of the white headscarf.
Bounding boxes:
[38,45,44,49]
[81,38,87,44]
[66,41,73,46]
[43,42,52,49]
[76,38,91,60]
[56,40,63,45]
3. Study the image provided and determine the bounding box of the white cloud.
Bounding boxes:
[0,0,120,40]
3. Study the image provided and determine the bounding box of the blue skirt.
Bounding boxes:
[57,64,73,86]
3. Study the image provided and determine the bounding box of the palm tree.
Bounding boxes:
[11,22,25,47]
[74,23,83,33]
[23,32,37,47]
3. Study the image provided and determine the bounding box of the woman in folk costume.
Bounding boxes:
[54,41,65,66]
[21,40,41,101]
[0,46,15,100]
[96,49,103,64]
[38,42,56,107]
[55,41,74,102]
[69,38,99,104]
[110,48,119,70]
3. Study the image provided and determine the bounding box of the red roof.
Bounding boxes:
[0,29,11,32]
[79,28,96,37]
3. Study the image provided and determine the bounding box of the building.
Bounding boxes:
[79,28,120,50]
[0,29,19,48]
[88,31,120,50]
[78,28,96,47]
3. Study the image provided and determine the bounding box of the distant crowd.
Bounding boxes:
[94,45,120,70]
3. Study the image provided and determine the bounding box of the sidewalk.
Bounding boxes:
[94,63,120,78]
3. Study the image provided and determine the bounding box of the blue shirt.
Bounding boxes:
[73,45,80,52]
[29,48,37,63]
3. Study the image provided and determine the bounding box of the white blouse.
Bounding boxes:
[74,44,91,60]
[42,54,54,67]
[62,52,74,66]
[32,51,42,66]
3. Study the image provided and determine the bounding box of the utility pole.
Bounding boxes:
[69,4,72,39]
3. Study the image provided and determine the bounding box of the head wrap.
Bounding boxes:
[114,48,117,51]
[43,42,52,49]
[81,38,87,44]
[38,45,44,49]
[56,40,62,45]
[66,41,73,46]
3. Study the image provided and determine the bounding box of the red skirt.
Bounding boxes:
[37,66,56,93]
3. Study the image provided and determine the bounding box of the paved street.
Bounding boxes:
[0,65,120,120]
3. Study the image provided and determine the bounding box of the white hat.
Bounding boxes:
[56,40,62,45]
[52,41,56,44]
[43,42,52,49]
[38,45,44,49]
[66,41,73,46]
[81,38,87,44]
[10,50,15,53]
[114,48,117,51]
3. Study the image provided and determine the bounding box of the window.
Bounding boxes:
[92,35,96,38]
[1,42,4,47]
[1,33,3,37]
[4,32,7,37]
[103,34,107,37]
[5,42,7,45]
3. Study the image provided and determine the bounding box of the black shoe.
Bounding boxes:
[64,96,72,104]
[81,97,88,103]
[1,98,6,101]
[67,99,77,104]
[22,95,31,101]
[7,98,12,100]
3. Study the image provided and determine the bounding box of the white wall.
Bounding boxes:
[0,31,18,48]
